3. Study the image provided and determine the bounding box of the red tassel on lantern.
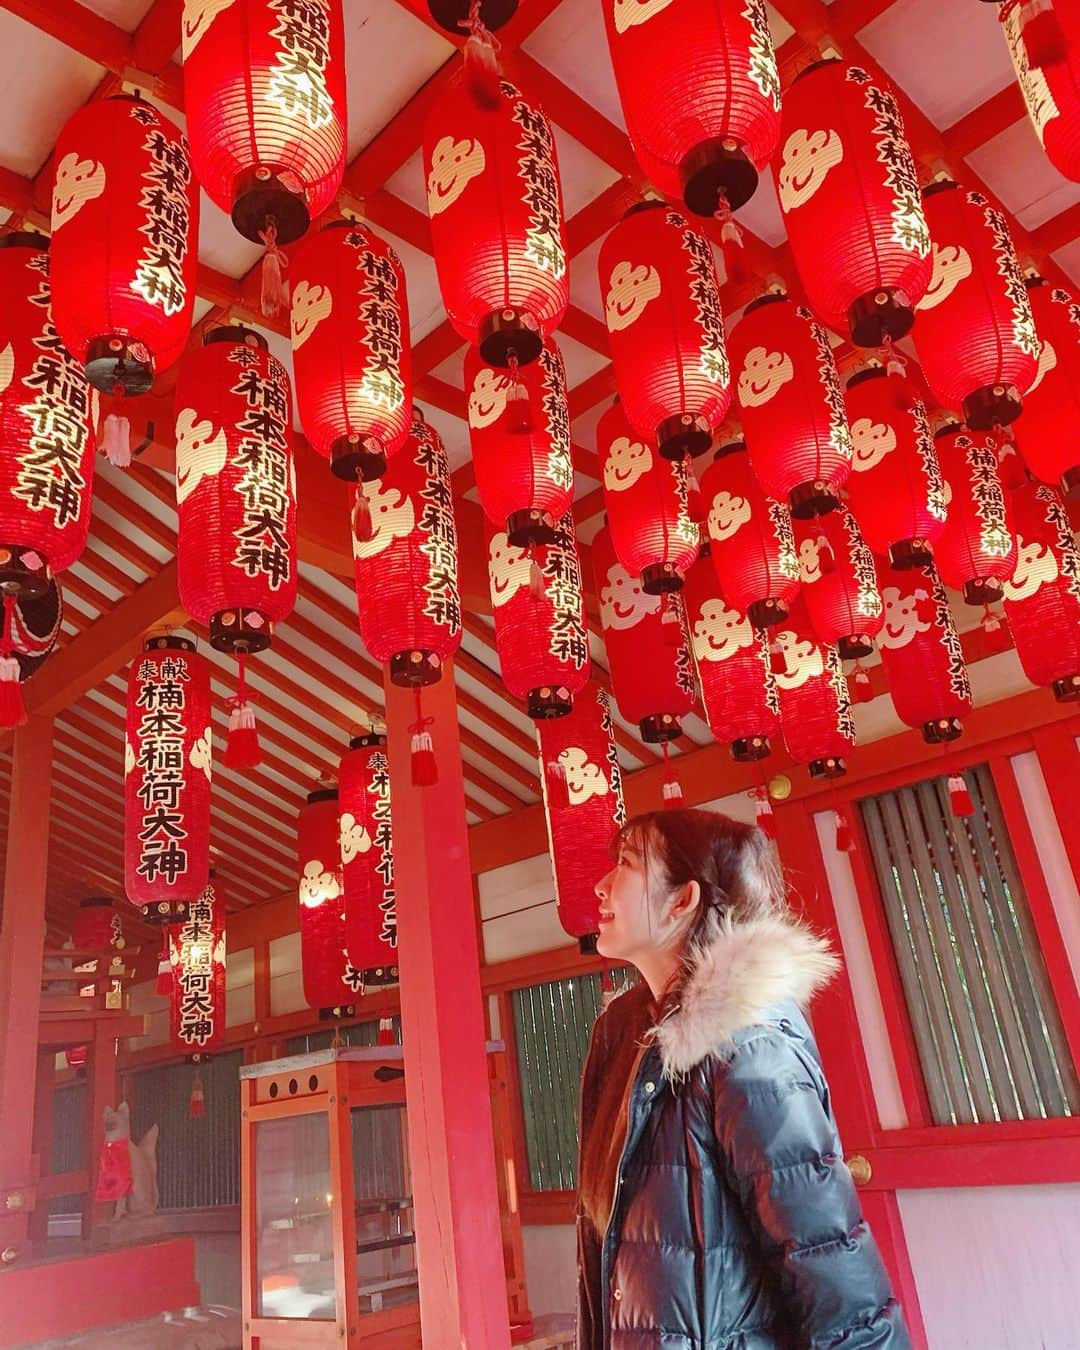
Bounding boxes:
[102,414,132,469]
[0,594,26,729]
[377,1016,396,1047]
[225,650,261,769]
[752,787,776,839]
[544,758,570,810]
[600,965,617,1009]
[835,810,854,853]
[660,743,683,810]
[949,773,975,817]
[409,688,438,787]
[189,1069,205,1119]
[851,665,874,703]
[156,931,172,998]
[981,606,1011,652]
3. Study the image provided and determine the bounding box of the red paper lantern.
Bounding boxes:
[298,786,355,1013]
[124,636,212,921]
[597,400,699,595]
[933,421,1016,604]
[795,508,884,660]
[776,58,932,345]
[592,525,697,742]
[599,202,730,460]
[487,513,590,717]
[536,683,626,953]
[1014,279,1080,493]
[169,879,226,1055]
[1002,2,1080,183]
[67,897,124,1067]
[772,599,855,777]
[603,0,781,215]
[181,0,347,244]
[352,411,462,686]
[49,95,199,395]
[465,339,573,545]
[699,436,800,627]
[914,181,1039,429]
[1002,481,1080,700]
[339,732,397,988]
[876,557,972,741]
[291,220,412,482]
[845,367,948,568]
[683,550,779,760]
[424,74,568,364]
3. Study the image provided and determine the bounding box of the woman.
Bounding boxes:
[577,808,911,1349]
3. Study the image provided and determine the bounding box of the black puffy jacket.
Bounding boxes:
[576,915,912,1349]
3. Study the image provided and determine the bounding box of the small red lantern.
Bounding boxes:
[181,0,347,245]
[845,366,948,568]
[914,181,1039,429]
[424,74,568,365]
[776,58,932,346]
[71,896,124,1000]
[602,0,780,215]
[772,599,855,777]
[1002,481,1080,700]
[683,550,779,761]
[592,525,697,743]
[1002,2,1080,183]
[1015,279,1080,493]
[487,513,590,718]
[465,339,573,546]
[338,732,397,989]
[731,292,854,516]
[169,879,226,1056]
[597,400,699,595]
[537,683,626,954]
[933,421,1016,604]
[599,202,730,460]
[291,220,412,482]
[699,435,800,627]
[50,95,199,397]
[795,508,884,660]
[298,786,354,1013]
[124,636,212,921]
[876,557,972,741]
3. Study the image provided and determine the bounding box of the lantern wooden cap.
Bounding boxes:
[306,787,339,805]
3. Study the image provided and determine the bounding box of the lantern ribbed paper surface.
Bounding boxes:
[592,525,696,743]
[597,400,699,595]
[845,367,948,569]
[124,636,212,915]
[599,202,730,461]
[795,509,883,660]
[352,412,461,687]
[298,787,355,1012]
[50,95,199,394]
[424,76,567,364]
[776,58,931,345]
[603,0,781,215]
[1003,2,1080,184]
[731,293,853,516]
[175,327,297,652]
[70,897,123,1013]
[1016,279,1080,493]
[683,551,779,760]
[291,220,412,482]
[537,683,626,953]
[914,181,1039,429]
[339,733,397,986]
[169,880,226,1055]
[466,340,573,546]
[181,0,347,243]
[772,598,855,777]
[933,423,1016,605]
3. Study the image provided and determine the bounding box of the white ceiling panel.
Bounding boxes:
[966,118,1080,232]
[75,0,154,30]
[1051,240,1080,289]
[523,0,625,132]
[553,123,621,218]
[736,164,787,248]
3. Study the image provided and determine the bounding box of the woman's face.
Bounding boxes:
[595,830,677,964]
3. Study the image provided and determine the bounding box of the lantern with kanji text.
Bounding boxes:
[772,599,855,777]
[933,420,1016,605]
[1002,1,1080,184]
[169,879,226,1056]
[1015,279,1080,493]
[338,731,397,989]
[71,896,125,999]
[298,786,356,1013]
[795,508,884,660]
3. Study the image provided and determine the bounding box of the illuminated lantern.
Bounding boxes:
[487,513,590,718]
[933,421,1016,605]
[1002,2,1080,183]
[599,202,730,460]
[795,509,883,660]
[603,0,780,215]
[776,58,932,346]
[683,550,779,761]
[1002,482,1080,700]
[0,579,64,728]
[465,339,573,545]
[845,367,947,568]
[291,220,412,482]
[338,731,397,989]
[914,181,1039,429]
[298,786,355,1013]
[592,525,697,742]
[181,0,347,245]
[124,636,212,923]
[876,557,972,741]
[424,74,567,365]
[597,400,699,594]
[169,879,226,1056]
[537,683,626,953]
[700,436,800,627]
[67,897,124,1068]
[50,95,199,397]
[1015,278,1080,493]
[730,292,853,516]
[772,600,856,778]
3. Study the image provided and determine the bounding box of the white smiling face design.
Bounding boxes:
[189,728,213,780]
[692,598,754,663]
[850,416,897,472]
[738,346,794,408]
[916,243,972,312]
[290,280,332,351]
[708,489,752,542]
[182,0,236,56]
[1028,339,1057,395]
[468,367,512,430]
[772,629,824,689]
[427,136,486,216]
[603,435,653,493]
[613,0,675,34]
[798,536,825,584]
[777,129,843,212]
[878,586,932,650]
[0,342,12,397]
[605,261,661,332]
[558,747,610,805]
[175,408,228,506]
[299,859,341,908]
[52,153,106,232]
[352,483,415,559]
[1004,537,1059,602]
[600,562,661,631]
[488,532,532,608]
[339,812,372,866]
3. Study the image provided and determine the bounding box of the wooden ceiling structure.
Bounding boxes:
[0,0,1076,939]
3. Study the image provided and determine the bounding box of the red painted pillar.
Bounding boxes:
[383,665,512,1350]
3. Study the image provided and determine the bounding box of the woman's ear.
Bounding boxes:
[669,878,700,922]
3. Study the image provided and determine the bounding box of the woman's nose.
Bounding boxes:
[595,867,613,901]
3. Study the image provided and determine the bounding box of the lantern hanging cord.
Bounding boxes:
[258,218,290,318]
[408,685,434,737]
[229,648,256,715]
[0,592,17,660]
[459,0,500,51]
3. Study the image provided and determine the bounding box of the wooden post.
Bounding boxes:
[383,665,512,1350]
[28,1047,56,1248]
[82,1020,120,1237]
